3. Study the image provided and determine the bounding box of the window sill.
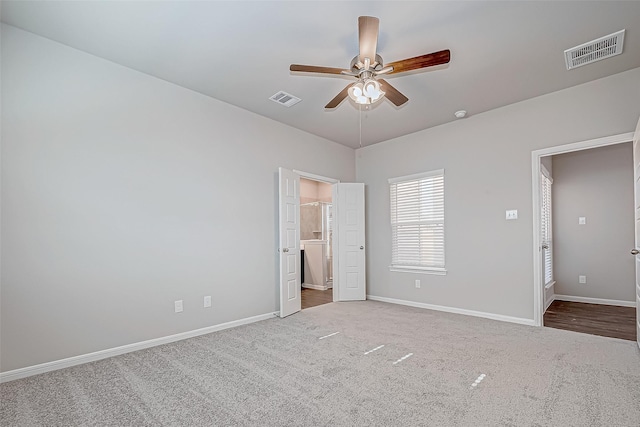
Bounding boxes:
[389,266,447,276]
[544,280,556,290]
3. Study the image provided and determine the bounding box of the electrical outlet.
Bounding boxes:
[579,275,586,284]
[174,300,183,313]
[506,210,518,220]
[579,217,586,225]
[415,279,421,289]
[204,295,212,308]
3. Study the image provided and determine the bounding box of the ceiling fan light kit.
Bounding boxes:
[290,16,451,109]
[348,78,385,105]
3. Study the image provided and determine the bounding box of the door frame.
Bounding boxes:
[531,132,634,326]
[292,170,339,303]
[294,170,340,186]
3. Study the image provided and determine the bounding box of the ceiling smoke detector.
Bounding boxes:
[564,29,625,70]
[454,110,467,119]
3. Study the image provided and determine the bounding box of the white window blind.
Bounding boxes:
[389,170,445,272]
[540,167,553,286]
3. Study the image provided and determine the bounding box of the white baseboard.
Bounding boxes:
[554,294,636,307]
[367,295,536,326]
[544,295,555,312]
[302,283,329,291]
[0,311,279,384]
[544,283,555,312]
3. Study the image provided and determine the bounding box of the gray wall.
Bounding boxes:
[1,25,355,371]
[3,21,640,373]
[356,67,640,321]
[552,143,635,302]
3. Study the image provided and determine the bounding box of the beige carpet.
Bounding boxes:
[1,300,639,426]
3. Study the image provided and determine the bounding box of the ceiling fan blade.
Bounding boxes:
[387,49,451,75]
[325,84,352,109]
[378,79,409,106]
[358,16,380,65]
[290,64,349,75]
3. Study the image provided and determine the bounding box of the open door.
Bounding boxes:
[333,183,366,301]
[633,117,640,349]
[278,167,301,317]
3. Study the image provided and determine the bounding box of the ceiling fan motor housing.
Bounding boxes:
[351,54,384,73]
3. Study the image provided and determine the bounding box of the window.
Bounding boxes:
[540,166,553,286]
[389,169,445,274]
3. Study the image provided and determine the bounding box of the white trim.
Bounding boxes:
[540,164,553,183]
[289,169,339,305]
[544,282,556,312]
[388,168,444,184]
[0,311,278,384]
[293,170,340,184]
[554,294,636,308]
[544,294,555,312]
[367,295,536,326]
[532,152,543,326]
[389,266,447,275]
[533,132,634,157]
[531,132,634,327]
[302,283,329,291]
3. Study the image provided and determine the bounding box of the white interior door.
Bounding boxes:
[333,183,366,301]
[633,117,640,349]
[278,167,301,317]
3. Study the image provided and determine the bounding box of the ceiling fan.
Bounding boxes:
[290,16,451,109]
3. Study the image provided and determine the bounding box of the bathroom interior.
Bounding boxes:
[300,178,334,309]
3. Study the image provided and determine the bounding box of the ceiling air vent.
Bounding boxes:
[564,29,625,70]
[269,91,301,107]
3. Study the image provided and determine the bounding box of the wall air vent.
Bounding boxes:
[269,91,301,107]
[564,29,625,70]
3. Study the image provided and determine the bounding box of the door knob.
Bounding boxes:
[282,248,289,253]
[360,246,364,250]
[631,249,639,255]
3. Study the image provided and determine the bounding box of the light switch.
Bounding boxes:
[506,210,518,220]
[579,217,586,225]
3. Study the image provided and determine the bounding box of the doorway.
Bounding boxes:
[278,168,367,318]
[531,132,636,333]
[299,176,334,310]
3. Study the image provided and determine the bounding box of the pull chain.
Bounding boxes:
[359,104,362,148]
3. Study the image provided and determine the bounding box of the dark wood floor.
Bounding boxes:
[544,300,636,341]
[301,288,333,310]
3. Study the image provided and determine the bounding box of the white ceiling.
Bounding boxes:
[3,1,640,149]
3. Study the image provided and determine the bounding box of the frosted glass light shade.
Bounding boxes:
[348,79,385,105]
